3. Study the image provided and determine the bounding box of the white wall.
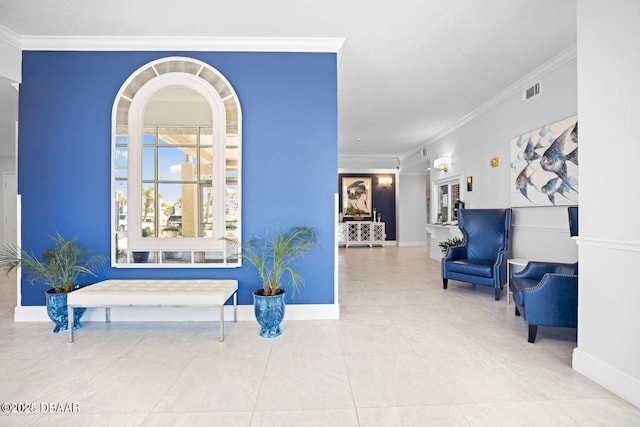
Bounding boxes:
[0,28,21,83]
[572,0,640,409]
[0,78,18,157]
[0,32,20,246]
[422,54,578,262]
[397,172,427,246]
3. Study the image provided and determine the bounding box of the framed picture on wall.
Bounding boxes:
[510,115,578,207]
[341,177,372,218]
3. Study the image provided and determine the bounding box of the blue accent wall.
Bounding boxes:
[18,51,337,306]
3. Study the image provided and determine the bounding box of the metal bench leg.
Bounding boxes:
[233,292,237,322]
[68,306,74,343]
[219,304,225,342]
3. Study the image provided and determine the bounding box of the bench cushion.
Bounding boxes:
[67,279,238,307]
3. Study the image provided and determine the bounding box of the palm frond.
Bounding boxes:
[0,232,106,293]
[224,226,318,297]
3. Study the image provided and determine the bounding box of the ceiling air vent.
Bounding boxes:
[523,82,540,102]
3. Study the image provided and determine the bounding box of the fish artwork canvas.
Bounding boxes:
[510,115,578,207]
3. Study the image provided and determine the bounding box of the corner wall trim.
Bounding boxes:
[0,24,21,49]
[19,35,346,54]
[573,348,640,409]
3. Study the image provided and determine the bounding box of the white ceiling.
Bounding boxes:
[0,0,576,164]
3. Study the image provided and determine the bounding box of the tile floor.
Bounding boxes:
[1,246,639,426]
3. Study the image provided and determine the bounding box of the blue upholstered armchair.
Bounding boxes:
[441,208,512,300]
[510,262,578,343]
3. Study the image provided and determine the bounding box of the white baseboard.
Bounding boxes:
[14,303,340,323]
[573,348,640,409]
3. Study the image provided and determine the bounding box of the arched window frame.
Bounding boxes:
[111,57,242,268]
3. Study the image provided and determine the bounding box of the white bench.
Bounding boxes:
[67,279,238,343]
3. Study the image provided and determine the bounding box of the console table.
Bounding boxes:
[338,221,386,247]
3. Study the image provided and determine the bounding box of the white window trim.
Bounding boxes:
[127,73,226,252]
[431,174,464,224]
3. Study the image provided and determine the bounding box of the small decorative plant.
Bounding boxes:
[439,236,464,254]
[0,232,106,293]
[228,225,318,296]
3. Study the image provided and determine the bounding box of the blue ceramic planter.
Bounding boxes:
[45,290,86,334]
[253,289,286,338]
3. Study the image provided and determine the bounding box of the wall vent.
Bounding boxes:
[523,82,540,102]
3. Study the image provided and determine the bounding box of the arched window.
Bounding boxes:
[112,57,241,267]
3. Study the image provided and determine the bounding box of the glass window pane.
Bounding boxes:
[115,180,128,231]
[142,147,155,181]
[115,127,128,145]
[141,185,156,237]
[225,179,238,232]
[115,147,128,178]
[143,128,155,145]
[194,251,225,264]
[202,185,214,237]
[200,127,213,146]
[158,147,195,181]
[177,183,197,238]
[439,184,448,223]
[200,147,213,181]
[159,127,198,146]
[162,251,188,262]
[158,183,183,237]
[226,145,238,173]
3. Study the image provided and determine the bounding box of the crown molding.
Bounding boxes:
[400,43,578,161]
[18,34,345,54]
[0,25,21,49]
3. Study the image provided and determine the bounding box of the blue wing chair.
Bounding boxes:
[441,208,512,300]
[568,206,578,237]
[510,262,578,343]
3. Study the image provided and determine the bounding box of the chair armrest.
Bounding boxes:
[523,273,578,325]
[443,245,467,261]
[512,261,578,282]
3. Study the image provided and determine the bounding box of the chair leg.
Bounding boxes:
[494,288,501,301]
[528,325,538,343]
[443,279,448,289]
[515,306,520,316]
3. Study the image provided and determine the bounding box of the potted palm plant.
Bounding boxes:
[228,225,318,338]
[438,236,464,254]
[0,233,106,333]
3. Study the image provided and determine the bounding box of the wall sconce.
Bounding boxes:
[378,177,393,187]
[433,156,451,172]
